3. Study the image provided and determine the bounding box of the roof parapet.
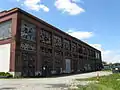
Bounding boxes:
[0,8,19,17]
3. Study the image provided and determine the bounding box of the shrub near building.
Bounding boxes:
[0,72,13,78]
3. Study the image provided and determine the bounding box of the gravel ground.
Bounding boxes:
[0,71,112,90]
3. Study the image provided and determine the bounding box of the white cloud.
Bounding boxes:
[39,4,49,12]
[66,29,93,39]
[23,0,49,12]
[90,44,120,63]
[72,0,84,3]
[55,0,85,15]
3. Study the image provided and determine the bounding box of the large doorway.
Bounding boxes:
[65,59,71,73]
[0,44,10,72]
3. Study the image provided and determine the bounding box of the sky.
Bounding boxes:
[0,0,120,63]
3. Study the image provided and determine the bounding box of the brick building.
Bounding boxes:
[0,8,103,77]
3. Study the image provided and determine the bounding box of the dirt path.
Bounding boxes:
[0,71,112,90]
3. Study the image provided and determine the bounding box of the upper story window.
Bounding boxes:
[82,47,86,54]
[97,53,100,59]
[40,28,52,45]
[0,20,12,40]
[53,35,62,48]
[55,50,62,56]
[95,52,100,59]
[63,39,70,50]
[71,42,77,52]
[78,45,82,53]
[40,47,52,56]
[21,20,36,42]
[64,51,71,57]
[20,42,36,51]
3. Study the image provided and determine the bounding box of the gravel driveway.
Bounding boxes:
[0,71,112,90]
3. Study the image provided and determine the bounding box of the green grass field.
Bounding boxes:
[76,74,120,90]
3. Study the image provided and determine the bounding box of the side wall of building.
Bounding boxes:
[15,11,103,77]
[0,10,19,77]
[0,8,103,77]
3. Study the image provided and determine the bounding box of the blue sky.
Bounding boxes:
[0,0,120,63]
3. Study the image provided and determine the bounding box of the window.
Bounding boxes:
[0,20,12,40]
[78,45,82,53]
[97,53,100,59]
[64,51,71,57]
[22,53,35,68]
[71,42,77,52]
[53,35,62,48]
[55,50,62,56]
[21,20,36,41]
[20,42,36,51]
[40,28,52,44]
[21,53,28,61]
[72,53,78,58]
[63,39,70,50]
[82,47,86,54]
[95,52,100,59]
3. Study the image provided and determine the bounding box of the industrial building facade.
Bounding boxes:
[0,8,103,77]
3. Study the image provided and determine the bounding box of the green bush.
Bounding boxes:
[0,72,13,78]
[0,72,5,76]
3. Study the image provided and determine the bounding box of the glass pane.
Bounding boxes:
[21,20,36,41]
[0,20,12,40]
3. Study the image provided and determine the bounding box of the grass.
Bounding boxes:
[102,69,112,72]
[76,73,120,90]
